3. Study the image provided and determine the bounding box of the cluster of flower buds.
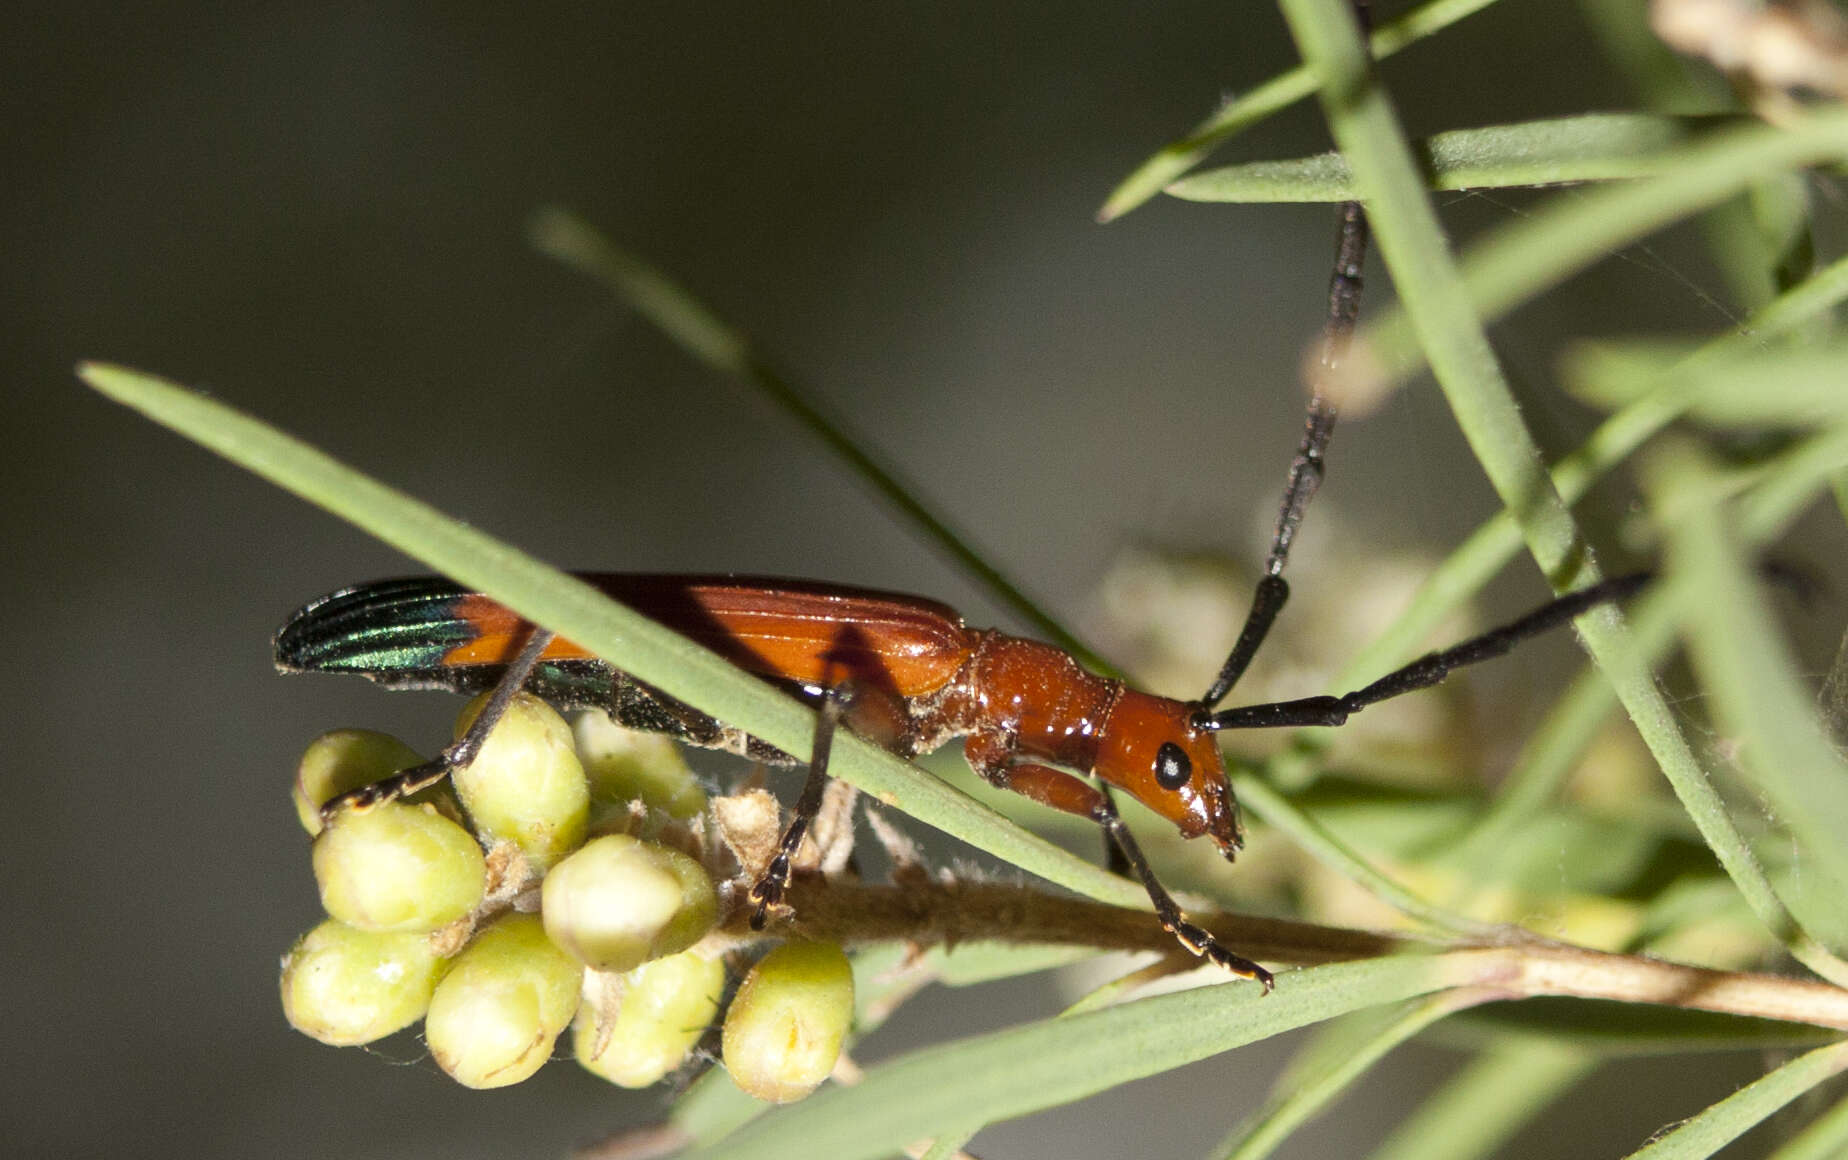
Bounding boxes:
[279,694,854,1102]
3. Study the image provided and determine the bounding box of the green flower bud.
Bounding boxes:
[452,692,588,869]
[312,801,485,932]
[722,941,854,1103]
[424,913,582,1089]
[292,729,424,836]
[280,919,447,1045]
[574,951,726,1088]
[542,834,718,972]
[575,710,707,819]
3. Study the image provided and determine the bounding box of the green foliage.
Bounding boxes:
[79,0,1848,1154]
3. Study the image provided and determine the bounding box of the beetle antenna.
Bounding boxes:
[1201,200,1371,708]
[1198,571,1651,732]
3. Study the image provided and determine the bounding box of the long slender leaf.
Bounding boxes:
[676,956,1461,1160]
[75,363,1146,912]
[1451,405,1848,869]
[1274,0,1848,987]
[1275,252,1848,785]
[1436,1001,1846,1057]
[1214,994,1471,1160]
[1767,1088,1848,1160]
[1233,772,1494,937]
[1169,113,1702,203]
[1366,1039,1593,1160]
[1097,0,1502,221]
[1565,338,1848,425]
[528,208,1114,676]
[1652,444,1848,948]
[918,1130,979,1160]
[1620,1039,1848,1159]
[1350,107,1848,401]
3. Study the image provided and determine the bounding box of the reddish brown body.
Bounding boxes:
[277,574,1240,855]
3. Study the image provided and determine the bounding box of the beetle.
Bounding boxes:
[275,190,1652,990]
[276,565,1649,992]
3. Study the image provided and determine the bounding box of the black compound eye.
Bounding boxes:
[1154,741,1191,791]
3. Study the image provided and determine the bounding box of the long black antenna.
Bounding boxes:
[1202,571,1652,732]
[1200,197,1371,708]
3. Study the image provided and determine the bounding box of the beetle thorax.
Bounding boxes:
[921,631,1120,771]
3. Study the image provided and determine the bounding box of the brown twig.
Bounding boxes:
[700,877,1848,1030]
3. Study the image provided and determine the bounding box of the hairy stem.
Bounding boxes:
[707,879,1848,1031]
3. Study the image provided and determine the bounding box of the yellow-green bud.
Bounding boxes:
[312,801,485,932]
[574,951,726,1088]
[722,941,854,1103]
[280,919,447,1045]
[292,729,424,836]
[452,692,588,869]
[575,710,707,819]
[541,834,718,972]
[424,913,582,1089]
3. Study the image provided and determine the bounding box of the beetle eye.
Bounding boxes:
[1154,741,1191,790]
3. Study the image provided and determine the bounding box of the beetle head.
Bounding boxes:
[1093,689,1242,858]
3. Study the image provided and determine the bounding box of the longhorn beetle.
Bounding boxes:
[275,192,1650,992]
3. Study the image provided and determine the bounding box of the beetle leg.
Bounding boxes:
[963,736,1274,990]
[318,625,557,824]
[749,683,853,929]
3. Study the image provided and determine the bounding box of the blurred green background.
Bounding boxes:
[9,4,1838,1157]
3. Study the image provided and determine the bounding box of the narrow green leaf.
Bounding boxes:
[676,956,1458,1160]
[1652,445,1848,949]
[1767,1088,1848,1160]
[530,207,1114,676]
[1620,1039,1848,1159]
[529,207,747,373]
[1367,1039,1593,1160]
[1736,422,1848,537]
[1233,773,1494,937]
[1351,106,1848,400]
[1169,113,1700,203]
[74,363,1146,912]
[1214,995,1468,1160]
[932,942,1101,986]
[1439,1000,1846,1057]
[1449,585,1684,867]
[1097,0,1502,221]
[672,1070,768,1150]
[1277,0,1585,577]
[1274,0,1848,988]
[1275,252,1848,783]
[919,1130,979,1160]
[1565,338,1848,426]
[677,944,954,1149]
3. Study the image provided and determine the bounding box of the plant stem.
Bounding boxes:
[707,878,1848,1031]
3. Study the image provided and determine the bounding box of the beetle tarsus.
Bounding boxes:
[748,853,791,930]
[316,752,456,824]
[1172,919,1276,992]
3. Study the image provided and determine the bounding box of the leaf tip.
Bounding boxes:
[75,360,143,399]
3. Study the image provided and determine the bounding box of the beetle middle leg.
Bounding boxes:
[747,674,910,928]
[966,735,1274,990]
[748,684,852,928]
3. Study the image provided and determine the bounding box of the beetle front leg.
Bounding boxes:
[963,735,1274,991]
